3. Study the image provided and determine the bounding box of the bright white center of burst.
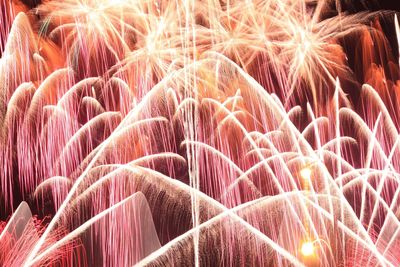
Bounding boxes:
[301,241,314,257]
[300,167,312,180]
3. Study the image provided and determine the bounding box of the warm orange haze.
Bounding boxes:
[1,0,400,266]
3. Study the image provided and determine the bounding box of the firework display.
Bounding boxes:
[1,0,400,266]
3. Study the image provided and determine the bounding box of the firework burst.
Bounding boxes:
[1,0,400,266]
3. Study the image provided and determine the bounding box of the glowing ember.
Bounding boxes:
[301,241,315,257]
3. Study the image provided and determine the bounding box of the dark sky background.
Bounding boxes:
[345,0,400,12]
[19,0,400,9]
[17,0,400,11]
[351,1,400,51]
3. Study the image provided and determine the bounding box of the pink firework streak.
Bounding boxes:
[1,0,400,266]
